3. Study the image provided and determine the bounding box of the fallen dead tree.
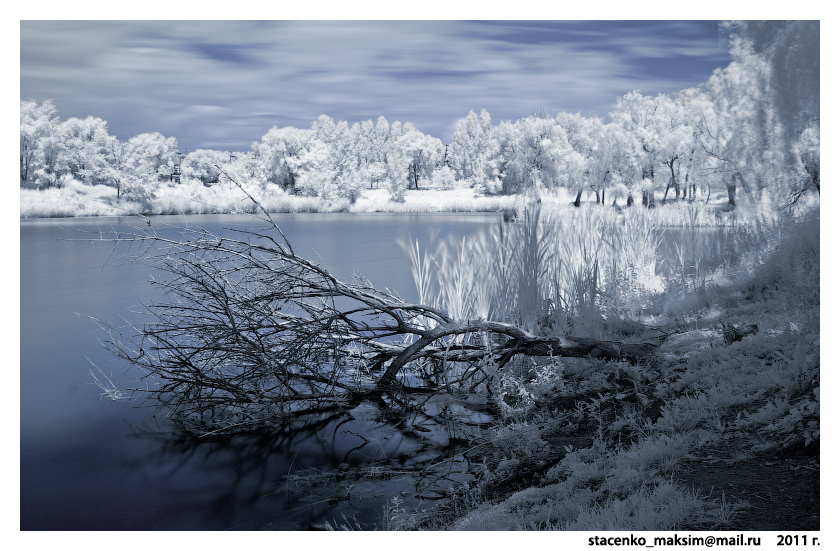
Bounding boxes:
[95,201,664,436]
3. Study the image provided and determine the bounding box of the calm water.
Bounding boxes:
[20,213,501,530]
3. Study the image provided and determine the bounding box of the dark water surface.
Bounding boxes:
[20,213,501,530]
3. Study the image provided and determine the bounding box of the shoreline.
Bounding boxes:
[20,182,800,227]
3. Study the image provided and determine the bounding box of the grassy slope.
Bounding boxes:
[402,212,819,531]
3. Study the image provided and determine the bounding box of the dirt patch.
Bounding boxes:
[676,444,819,530]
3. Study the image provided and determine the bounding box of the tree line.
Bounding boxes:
[20,21,819,209]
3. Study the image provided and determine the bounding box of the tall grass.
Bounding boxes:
[20,180,130,218]
[404,204,665,338]
[351,188,516,213]
[405,198,798,337]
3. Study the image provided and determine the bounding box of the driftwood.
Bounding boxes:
[721,322,759,345]
[95,211,662,435]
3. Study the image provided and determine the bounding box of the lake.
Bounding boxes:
[20,212,502,530]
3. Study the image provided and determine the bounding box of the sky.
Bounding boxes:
[20,20,732,153]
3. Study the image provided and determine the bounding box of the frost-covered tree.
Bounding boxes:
[490,120,521,194]
[649,94,696,203]
[293,139,339,199]
[695,54,775,208]
[32,134,72,189]
[307,115,368,203]
[58,116,112,185]
[722,20,820,204]
[120,132,179,201]
[384,148,409,202]
[430,165,458,190]
[553,112,593,204]
[101,135,128,198]
[352,118,390,189]
[372,116,392,163]
[449,109,500,192]
[224,151,263,185]
[611,91,668,206]
[20,100,59,186]
[395,129,444,190]
[19,99,80,189]
[253,126,312,191]
[390,120,403,140]
[582,119,633,205]
[182,149,230,184]
[513,115,569,195]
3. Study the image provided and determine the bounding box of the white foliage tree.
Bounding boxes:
[293,138,339,200]
[723,20,820,203]
[58,116,112,185]
[610,91,668,206]
[505,116,571,194]
[121,132,179,202]
[182,149,231,184]
[695,55,775,208]
[449,109,500,192]
[253,126,312,191]
[395,129,444,190]
[20,99,60,186]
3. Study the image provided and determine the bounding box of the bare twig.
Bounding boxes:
[93,200,661,435]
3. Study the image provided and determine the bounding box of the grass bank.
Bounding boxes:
[20,180,517,218]
[21,179,813,222]
[380,210,819,531]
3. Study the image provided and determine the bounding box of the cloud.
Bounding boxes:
[20,20,730,151]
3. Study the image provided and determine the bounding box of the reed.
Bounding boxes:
[409,204,665,341]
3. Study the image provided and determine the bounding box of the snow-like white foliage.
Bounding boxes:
[20,21,820,214]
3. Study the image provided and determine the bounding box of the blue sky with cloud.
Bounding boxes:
[20,20,732,153]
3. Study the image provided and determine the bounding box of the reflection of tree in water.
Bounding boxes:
[124,405,474,529]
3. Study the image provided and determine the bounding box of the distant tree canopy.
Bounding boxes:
[21,21,818,209]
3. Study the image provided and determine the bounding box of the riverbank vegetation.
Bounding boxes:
[381,209,819,531]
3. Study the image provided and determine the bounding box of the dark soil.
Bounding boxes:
[676,443,819,531]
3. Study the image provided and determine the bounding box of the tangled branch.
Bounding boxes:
[95,201,661,436]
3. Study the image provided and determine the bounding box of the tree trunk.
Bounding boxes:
[720,322,759,345]
[726,175,737,208]
[574,189,583,207]
[664,160,677,203]
[734,171,753,203]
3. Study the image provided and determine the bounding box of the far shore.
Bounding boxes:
[20,180,790,228]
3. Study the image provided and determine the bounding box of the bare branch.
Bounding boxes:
[94,212,661,436]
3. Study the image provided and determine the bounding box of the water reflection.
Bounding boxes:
[120,400,475,530]
[21,213,500,530]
